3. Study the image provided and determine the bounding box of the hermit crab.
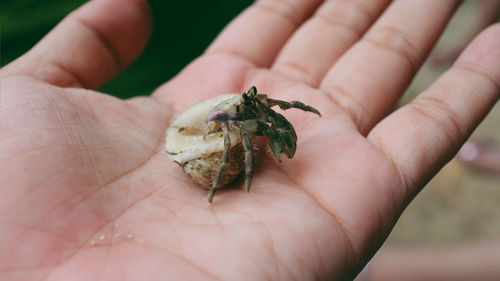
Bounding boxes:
[165,86,320,203]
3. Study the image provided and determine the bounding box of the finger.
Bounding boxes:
[1,0,151,89]
[272,0,391,86]
[368,23,500,199]
[320,0,461,133]
[206,0,324,67]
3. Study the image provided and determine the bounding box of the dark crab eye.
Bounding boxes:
[247,86,257,97]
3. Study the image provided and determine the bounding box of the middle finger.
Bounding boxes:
[272,0,391,86]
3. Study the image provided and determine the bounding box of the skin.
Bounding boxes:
[0,0,499,280]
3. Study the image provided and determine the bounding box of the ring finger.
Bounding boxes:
[272,0,391,86]
[320,0,462,133]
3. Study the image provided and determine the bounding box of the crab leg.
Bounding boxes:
[239,125,254,192]
[264,98,321,116]
[207,123,231,203]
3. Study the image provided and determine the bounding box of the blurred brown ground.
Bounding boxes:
[385,1,500,247]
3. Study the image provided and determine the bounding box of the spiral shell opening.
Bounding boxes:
[165,94,244,189]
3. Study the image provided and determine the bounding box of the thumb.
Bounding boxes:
[2,0,152,89]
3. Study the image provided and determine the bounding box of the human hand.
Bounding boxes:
[1,0,499,280]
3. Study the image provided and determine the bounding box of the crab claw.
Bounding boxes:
[268,138,282,162]
[279,133,296,159]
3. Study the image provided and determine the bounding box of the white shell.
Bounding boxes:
[165,94,244,188]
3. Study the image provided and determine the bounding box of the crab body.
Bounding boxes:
[165,87,320,202]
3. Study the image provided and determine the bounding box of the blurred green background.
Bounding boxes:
[1,0,250,98]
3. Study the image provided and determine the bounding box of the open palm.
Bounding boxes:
[1,0,499,280]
